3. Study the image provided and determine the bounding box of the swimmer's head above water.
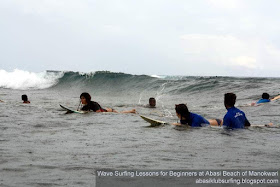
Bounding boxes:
[22,94,30,104]
[149,97,156,107]
[262,93,270,99]
[80,92,91,105]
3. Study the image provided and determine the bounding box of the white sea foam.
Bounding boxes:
[150,75,166,79]
[0,69,64,90]
[78,71,96,77]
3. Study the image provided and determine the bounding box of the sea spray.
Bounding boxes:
[0,69,63,90]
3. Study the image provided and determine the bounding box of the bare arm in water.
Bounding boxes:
[96,108,136,114]
[271,95,280,101]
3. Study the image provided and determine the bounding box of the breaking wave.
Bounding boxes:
[0,69,63,90]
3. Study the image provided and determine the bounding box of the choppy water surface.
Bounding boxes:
[0,70,280,186]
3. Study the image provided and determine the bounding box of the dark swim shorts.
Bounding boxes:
[216,119,222,126]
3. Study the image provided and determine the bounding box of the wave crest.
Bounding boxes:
[0,69,63,90]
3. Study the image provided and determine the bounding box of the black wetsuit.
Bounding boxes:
[81,101,106,112]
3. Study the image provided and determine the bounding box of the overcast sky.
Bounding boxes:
[1,0,280,77]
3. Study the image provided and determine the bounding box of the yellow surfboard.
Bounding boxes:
[140,115,167,126]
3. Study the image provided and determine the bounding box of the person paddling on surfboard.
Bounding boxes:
[223,93,250,129]
[173,104,222,127]
[79,92,136,113]
[251,93,280,106]
[251,93,271,106]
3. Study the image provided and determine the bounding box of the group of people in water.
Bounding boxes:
[78,92,279,129]
[1,92,279,129]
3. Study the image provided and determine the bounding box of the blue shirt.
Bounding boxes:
[223,107,249,129]
[256,99,270,104]
[181,112,210,127]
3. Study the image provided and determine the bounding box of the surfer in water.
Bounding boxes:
[173,104,222,127]
[22,94,30,104]
[79,92,136,113]
[223,93,250,129]
[147,97,156,108]
[251,93,280,106]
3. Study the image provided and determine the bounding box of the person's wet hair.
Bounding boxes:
[22,94,28,102]
[80,92,91,104]
[262,93,270,99]
[175,103,192,125]
[224,93,236,107]
[149,97,155,101]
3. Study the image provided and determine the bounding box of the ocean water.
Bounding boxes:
[0,70,280,186]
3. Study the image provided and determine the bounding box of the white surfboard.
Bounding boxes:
[140,115,167,126]
[60,104,87,114]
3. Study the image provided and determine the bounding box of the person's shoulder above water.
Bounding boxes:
[223,107,248,129]
[223,93,250,129]
[89,101,103,111]
[225,106,245,116]
[256,98,270,104]
[81,100,101,112]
